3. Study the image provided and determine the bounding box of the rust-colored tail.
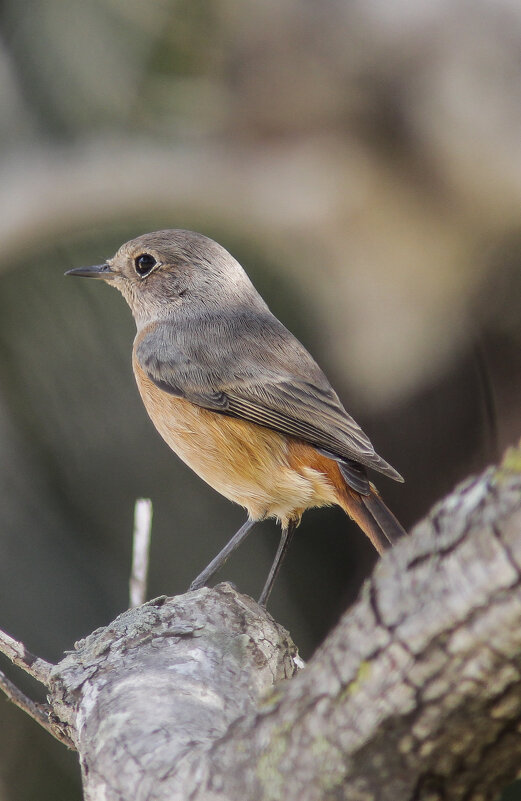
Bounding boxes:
[285,438,406,555]
[338,484,406,555]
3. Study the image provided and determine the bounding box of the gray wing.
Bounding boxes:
[136,312,403,490]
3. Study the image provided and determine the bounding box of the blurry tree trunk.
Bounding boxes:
[42,444,521,801]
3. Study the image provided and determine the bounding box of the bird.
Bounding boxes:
[66,229,406,605]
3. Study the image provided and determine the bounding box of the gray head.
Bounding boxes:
[66,230,268,329]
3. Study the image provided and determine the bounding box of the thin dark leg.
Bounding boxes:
[258,520,297,607]
[189,519,256,591]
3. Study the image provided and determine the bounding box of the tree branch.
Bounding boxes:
[4,445,521,799]
[0,627,52,685]
[0,668,74,749]
[50,586,300,800]
[201,459,521,801]
[129,498,153,608]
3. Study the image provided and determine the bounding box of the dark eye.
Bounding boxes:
[134,253,157,277]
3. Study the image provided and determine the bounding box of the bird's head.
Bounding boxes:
[66,229,265,329]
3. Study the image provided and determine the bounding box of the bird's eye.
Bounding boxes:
[134,253,157,277]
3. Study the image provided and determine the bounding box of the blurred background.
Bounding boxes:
[1,1,521,798]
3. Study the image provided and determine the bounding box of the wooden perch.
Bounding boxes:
[2,445,521,800]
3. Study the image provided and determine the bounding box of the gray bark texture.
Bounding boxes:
[47,445,521,801]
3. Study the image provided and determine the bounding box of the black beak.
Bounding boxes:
[65,264,116,280]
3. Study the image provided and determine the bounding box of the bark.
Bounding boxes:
[31,446,521,798]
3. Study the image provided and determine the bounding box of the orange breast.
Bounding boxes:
[132,353,342,525]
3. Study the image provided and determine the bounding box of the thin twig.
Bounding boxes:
[0,627,53,686]
[0,668,75,749]
[129,498,153,608]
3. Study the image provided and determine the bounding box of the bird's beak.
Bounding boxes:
[65,263,116,280]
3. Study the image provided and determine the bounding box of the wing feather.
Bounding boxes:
[136,312,403,485]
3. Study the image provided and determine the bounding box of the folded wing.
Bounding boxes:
[136,312,403,493]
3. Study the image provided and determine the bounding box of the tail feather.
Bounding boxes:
[338,484,406,555]
[361,489,407,546]
[295,443,406,555]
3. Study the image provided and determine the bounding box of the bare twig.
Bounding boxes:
[129,498,153,608]
[0,668,75,749]
[0,627,53,686]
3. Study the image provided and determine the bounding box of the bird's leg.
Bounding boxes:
[258,519,297,607]
[189,518,256,591]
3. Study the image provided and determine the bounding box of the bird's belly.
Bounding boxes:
[133,363,338,524]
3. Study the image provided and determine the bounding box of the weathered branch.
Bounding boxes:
[0,625,74,747]
[0,667,73,748]
[0,626,52,685]
[200,457,521,801]
[3,446,521,800]
[50,586,299,800]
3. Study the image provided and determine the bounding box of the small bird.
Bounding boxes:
[67,230,405,604]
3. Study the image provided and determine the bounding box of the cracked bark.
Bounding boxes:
[14,445,521,799]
